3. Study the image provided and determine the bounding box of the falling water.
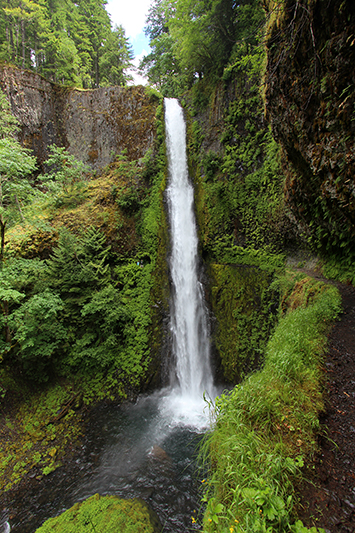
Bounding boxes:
[164,97,215,411]
[4,98,217,533]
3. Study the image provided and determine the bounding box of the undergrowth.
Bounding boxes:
[200,272,341,533]
[318,256,355,286]
[0,98,167,494]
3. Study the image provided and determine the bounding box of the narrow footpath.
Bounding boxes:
[298,281,355,532]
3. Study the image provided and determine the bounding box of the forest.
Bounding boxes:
[0,0,355,532]
[0,0,133,86]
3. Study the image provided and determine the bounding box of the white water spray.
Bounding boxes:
[164,98,215,420]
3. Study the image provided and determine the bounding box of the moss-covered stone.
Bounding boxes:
[264,0,355,264]
[209,263,279,383]
[35,494,162,533]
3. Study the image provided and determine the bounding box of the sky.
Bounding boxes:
[106,0,153,85]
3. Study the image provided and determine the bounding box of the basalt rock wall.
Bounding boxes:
[263,0,355,259]
[0,65,156,171]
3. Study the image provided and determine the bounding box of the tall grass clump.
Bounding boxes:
[200,273,341,533]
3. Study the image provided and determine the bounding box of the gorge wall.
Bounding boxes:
[264,0,355,263]
[0,65,157,171]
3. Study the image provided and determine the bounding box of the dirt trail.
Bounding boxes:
[297,281,355,532]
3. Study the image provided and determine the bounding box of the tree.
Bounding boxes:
[76,0,111,87]
[99,25,133,87]
[139,0,184,96]
[9,289,67,380]
[0,0,133,87]
[42,144,89,192]
[0,90,19,138]
[168,0,237,80]
[140,0,264,94]
[0,91,37,260]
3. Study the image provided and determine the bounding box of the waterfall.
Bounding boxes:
[164,97,214,403]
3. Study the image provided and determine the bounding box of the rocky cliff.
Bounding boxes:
[0,65,157,171]
[264,0,355,262]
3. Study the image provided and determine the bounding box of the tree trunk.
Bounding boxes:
[21,18,25,68]
[15,195,25,222]
[0,219,6,263]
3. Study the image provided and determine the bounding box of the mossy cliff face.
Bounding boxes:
[184,79,284,383]
[209,263,278,383]
[0,65,157,170]
[264,0,355,260]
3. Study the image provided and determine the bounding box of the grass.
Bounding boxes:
[199,271,341,533]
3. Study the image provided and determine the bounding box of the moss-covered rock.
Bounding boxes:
[35,494,162,533]
[209,263,279,383]
[264,0,355,264]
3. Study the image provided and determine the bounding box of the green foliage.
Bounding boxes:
[99,25,133,87]
[0,0,133,88]
[140,32,184,97]
[141,0,265,95]
[200,117,287,258]
[0,103,168,386]
[41,144,90,194]
[116,187,141,214]
[200,274,341,532]
[210,263,279,382]
[0,228,126,380]
[0,136,37,206]
[139,0,184,97]
[209,235,285,272]
[291,520,325,533]
[0,89,19,139]
[189,43,293,267]
[318,255,355,286]
[0,93,38,257]
[202,151,223,182]
[170,0,264,81]
[35,494,159,533]
[9,290,67,380]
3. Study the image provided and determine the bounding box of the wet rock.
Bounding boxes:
[34,494,162,533]
[0,65,157,172]
[148,445,172,464]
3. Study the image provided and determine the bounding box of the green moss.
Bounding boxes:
[132,101,170,387]
[210,263,279,382]
[35,494,161,533]
[0,379,83,493]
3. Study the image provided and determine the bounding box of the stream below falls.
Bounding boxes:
[3,387,214,532]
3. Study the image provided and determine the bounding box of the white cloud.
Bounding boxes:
[106,0,152,39]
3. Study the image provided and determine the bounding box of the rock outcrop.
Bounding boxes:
[0,65,157,171]
[264,0,355,259]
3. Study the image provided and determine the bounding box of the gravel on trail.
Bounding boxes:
[297,281,355,533]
